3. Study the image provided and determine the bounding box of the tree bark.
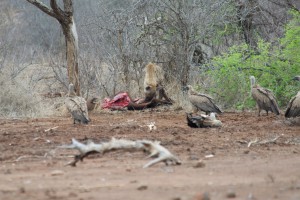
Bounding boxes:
[62,18,80,96]
[236,0,258,49]
[26,0,80,95]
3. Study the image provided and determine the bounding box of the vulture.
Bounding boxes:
[186,113,222,128]
[294,76,300,81]
[285,76,300,118]
[185,85,222,115]
[250,76,280,116]
[65,84,90,124]
[86,97,101,111]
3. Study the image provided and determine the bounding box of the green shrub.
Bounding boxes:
[205,11,300,110]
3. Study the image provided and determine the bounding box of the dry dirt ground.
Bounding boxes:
[0,108,300,200]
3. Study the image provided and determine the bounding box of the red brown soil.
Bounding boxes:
[1,109,300,200]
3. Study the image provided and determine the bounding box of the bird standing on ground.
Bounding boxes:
[86,97,100,111]
[285,76,300,118]
[185,85,222,115]
[250,76,280,116]
[65,84,90,124]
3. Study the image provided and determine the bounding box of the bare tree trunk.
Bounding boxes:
[61,18,80,95]
[25,0,80,95]
[181,56,190,86]
[117,29,130,90]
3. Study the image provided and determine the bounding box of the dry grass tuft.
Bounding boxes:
[0,74,56,118]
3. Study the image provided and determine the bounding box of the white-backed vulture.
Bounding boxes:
[186,113,222,128]
[186,85,222,115]
[285,76,300,118]
[250,76,280,116]
[86,97,101,111]
[285,92,300,118]
[293,76,300,81]
[65,84,90,124]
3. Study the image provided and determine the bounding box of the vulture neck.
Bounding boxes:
[68,84,77,97]
[188,90,196,96]
[250,76,258,88]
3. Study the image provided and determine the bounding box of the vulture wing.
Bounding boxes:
[189,93,222,114]
[285,92,300,118]
[256,87,280,115]
[186,113,205,128]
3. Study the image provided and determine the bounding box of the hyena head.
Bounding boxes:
[144,62,164,101]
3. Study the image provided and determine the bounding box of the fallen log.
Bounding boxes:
[59,138,181,168]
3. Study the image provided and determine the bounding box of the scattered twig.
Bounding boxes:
[247,138,259,147]
[15,155,47,162]
[259,135,282,144]
[33,137,51,143]
[236,140,248,144]
[284,137,300,145]
[248,135,282,147]
[204,154,214,159]
[45,126,59,132]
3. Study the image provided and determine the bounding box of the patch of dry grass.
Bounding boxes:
[0,74,56,118]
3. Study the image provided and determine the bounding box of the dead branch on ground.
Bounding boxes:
[59,138,181,168]
[247,135,282,147]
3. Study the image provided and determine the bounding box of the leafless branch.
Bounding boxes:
[25,0,57,18]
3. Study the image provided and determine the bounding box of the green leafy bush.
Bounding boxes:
[206,11,300,110]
